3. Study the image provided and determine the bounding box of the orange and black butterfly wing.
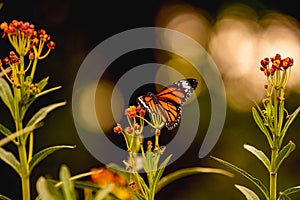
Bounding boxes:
[137,94,167,121]
[137,78,198,130]
[155,78,198,129]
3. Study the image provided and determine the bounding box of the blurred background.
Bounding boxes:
[0,0,300,199]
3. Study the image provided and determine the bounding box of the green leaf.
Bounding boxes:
[134,171,149,198]
[135,193,145,200]
[278,185,300,199]
[156,167,234,193]
[0,194,12,200]
[21,85,62,119]
[235,184,260,200]
[275,141,296,172]
[55,168,106,187]
[278,195,292,200]
[281,106,300,137]
[0,147,20,175]
[29,145,75,173]
[94,184,113,200]
[0,123,42,147]
[72,180,104,191]
[36,176,62,200]
[35,86,62,99]
[26,101,66,128]
[0,77,15,118]
[0,123,12,137]
[244,144,270,170]
[211,156,269,200]
[150,154,172,195]
[37,77,49,91]
[252,107,273,147]
[59,165,77,200]
[69,180,102,191]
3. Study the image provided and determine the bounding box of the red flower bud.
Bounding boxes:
[47,41,56,49]
[29,52,35,60]
[113,123,122,133]
[2,57,10,65]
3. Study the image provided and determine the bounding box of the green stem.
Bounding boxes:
[149,185,155,200]
[28,132,33,162]
[30,46,40,80]
[273,89,279,136]
[270,146,278,200]
[14,85,30,200]
[154,133,159,150]
[18,142,30,200]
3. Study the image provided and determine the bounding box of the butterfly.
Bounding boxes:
[137,78,198,130]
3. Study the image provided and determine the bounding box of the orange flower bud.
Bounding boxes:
[113,123,122,133]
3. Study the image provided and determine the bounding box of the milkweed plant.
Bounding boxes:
[111,105,232,200]
[0,19,131,200]
[212,54,300,200]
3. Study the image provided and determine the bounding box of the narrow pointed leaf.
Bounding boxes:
[26,101,66,127]
[134,172,149,197]
[279,185,300,198]
[35,86,62,99]
[21,86,62,119]
[0,147,20,175]
[0,123,12,137]
[211,156,269,199]
[0,123,42,147]
[94,184,113,200]
[275,141,296,172]
[278,194,292,200]
[252,107,273,146]
[60,165,76,200]
[0,77,15,118]
[156,167,233,193]
[71,180,103,191]
[244,144,270,170]
[37,77,49,91]
[56,168,111,187]
[235,184,260,200]
[135,193,145,200]
[29,145,75,173]
[281,106,300,136]
[0,194,12,200]
[151,154,172,194]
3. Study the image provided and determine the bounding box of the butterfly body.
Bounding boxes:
[137,78,198,130]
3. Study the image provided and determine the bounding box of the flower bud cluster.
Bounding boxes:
[260,54,293,76]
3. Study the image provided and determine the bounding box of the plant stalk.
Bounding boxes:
[18,143,30,200]
[269,147,278,200]
[14,84,31,200]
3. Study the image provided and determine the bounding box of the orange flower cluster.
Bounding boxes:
[86,167,137,200]
[0,20,55,49]
[90,167,127,186]
[260,53,293,76]
[124,105,145,118]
